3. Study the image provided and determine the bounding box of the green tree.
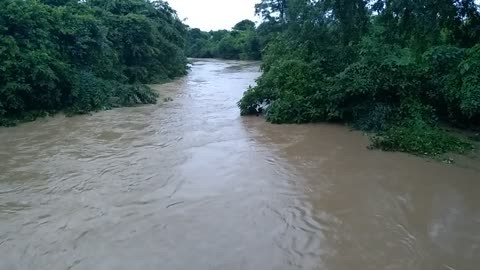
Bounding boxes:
[186,19,263,60]
[255,0,288,23]
[233,20,256,31]
[238,0,480,156]
[0,0,188,126]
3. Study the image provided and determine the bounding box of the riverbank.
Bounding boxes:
[0,83,160,127]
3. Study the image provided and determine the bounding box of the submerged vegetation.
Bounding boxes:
[238,0,480,156]
[0,0,188,126]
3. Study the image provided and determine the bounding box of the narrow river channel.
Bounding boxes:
[1,59,479,270]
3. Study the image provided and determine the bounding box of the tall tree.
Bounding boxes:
[255,0,288,23]
[324,0,370,45]
[373,0,480,51]
[233,20,256,31]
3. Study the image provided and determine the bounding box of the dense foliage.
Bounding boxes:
[0,0,188,126]
[239,0,480,156]
[186,20,265,60]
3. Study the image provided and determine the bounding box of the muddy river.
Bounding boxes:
[1,59,479,270]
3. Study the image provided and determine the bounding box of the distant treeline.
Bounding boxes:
[0,0,188,126]
[186,19,276,60]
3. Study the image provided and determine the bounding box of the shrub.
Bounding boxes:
[371,120,474,156]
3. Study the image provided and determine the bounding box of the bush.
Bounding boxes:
[114,84,159,106]
[67,71,158,115]
[68,71,113,114]
[422,45,480,126]
[371,120,474,156]
[457,45,480,120]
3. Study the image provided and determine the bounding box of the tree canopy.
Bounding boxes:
[0,0,188,126]
[238,0,480,156]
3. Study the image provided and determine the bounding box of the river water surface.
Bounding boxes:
[1,59,479,270]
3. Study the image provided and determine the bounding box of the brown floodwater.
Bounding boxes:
[1,59,479,270]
